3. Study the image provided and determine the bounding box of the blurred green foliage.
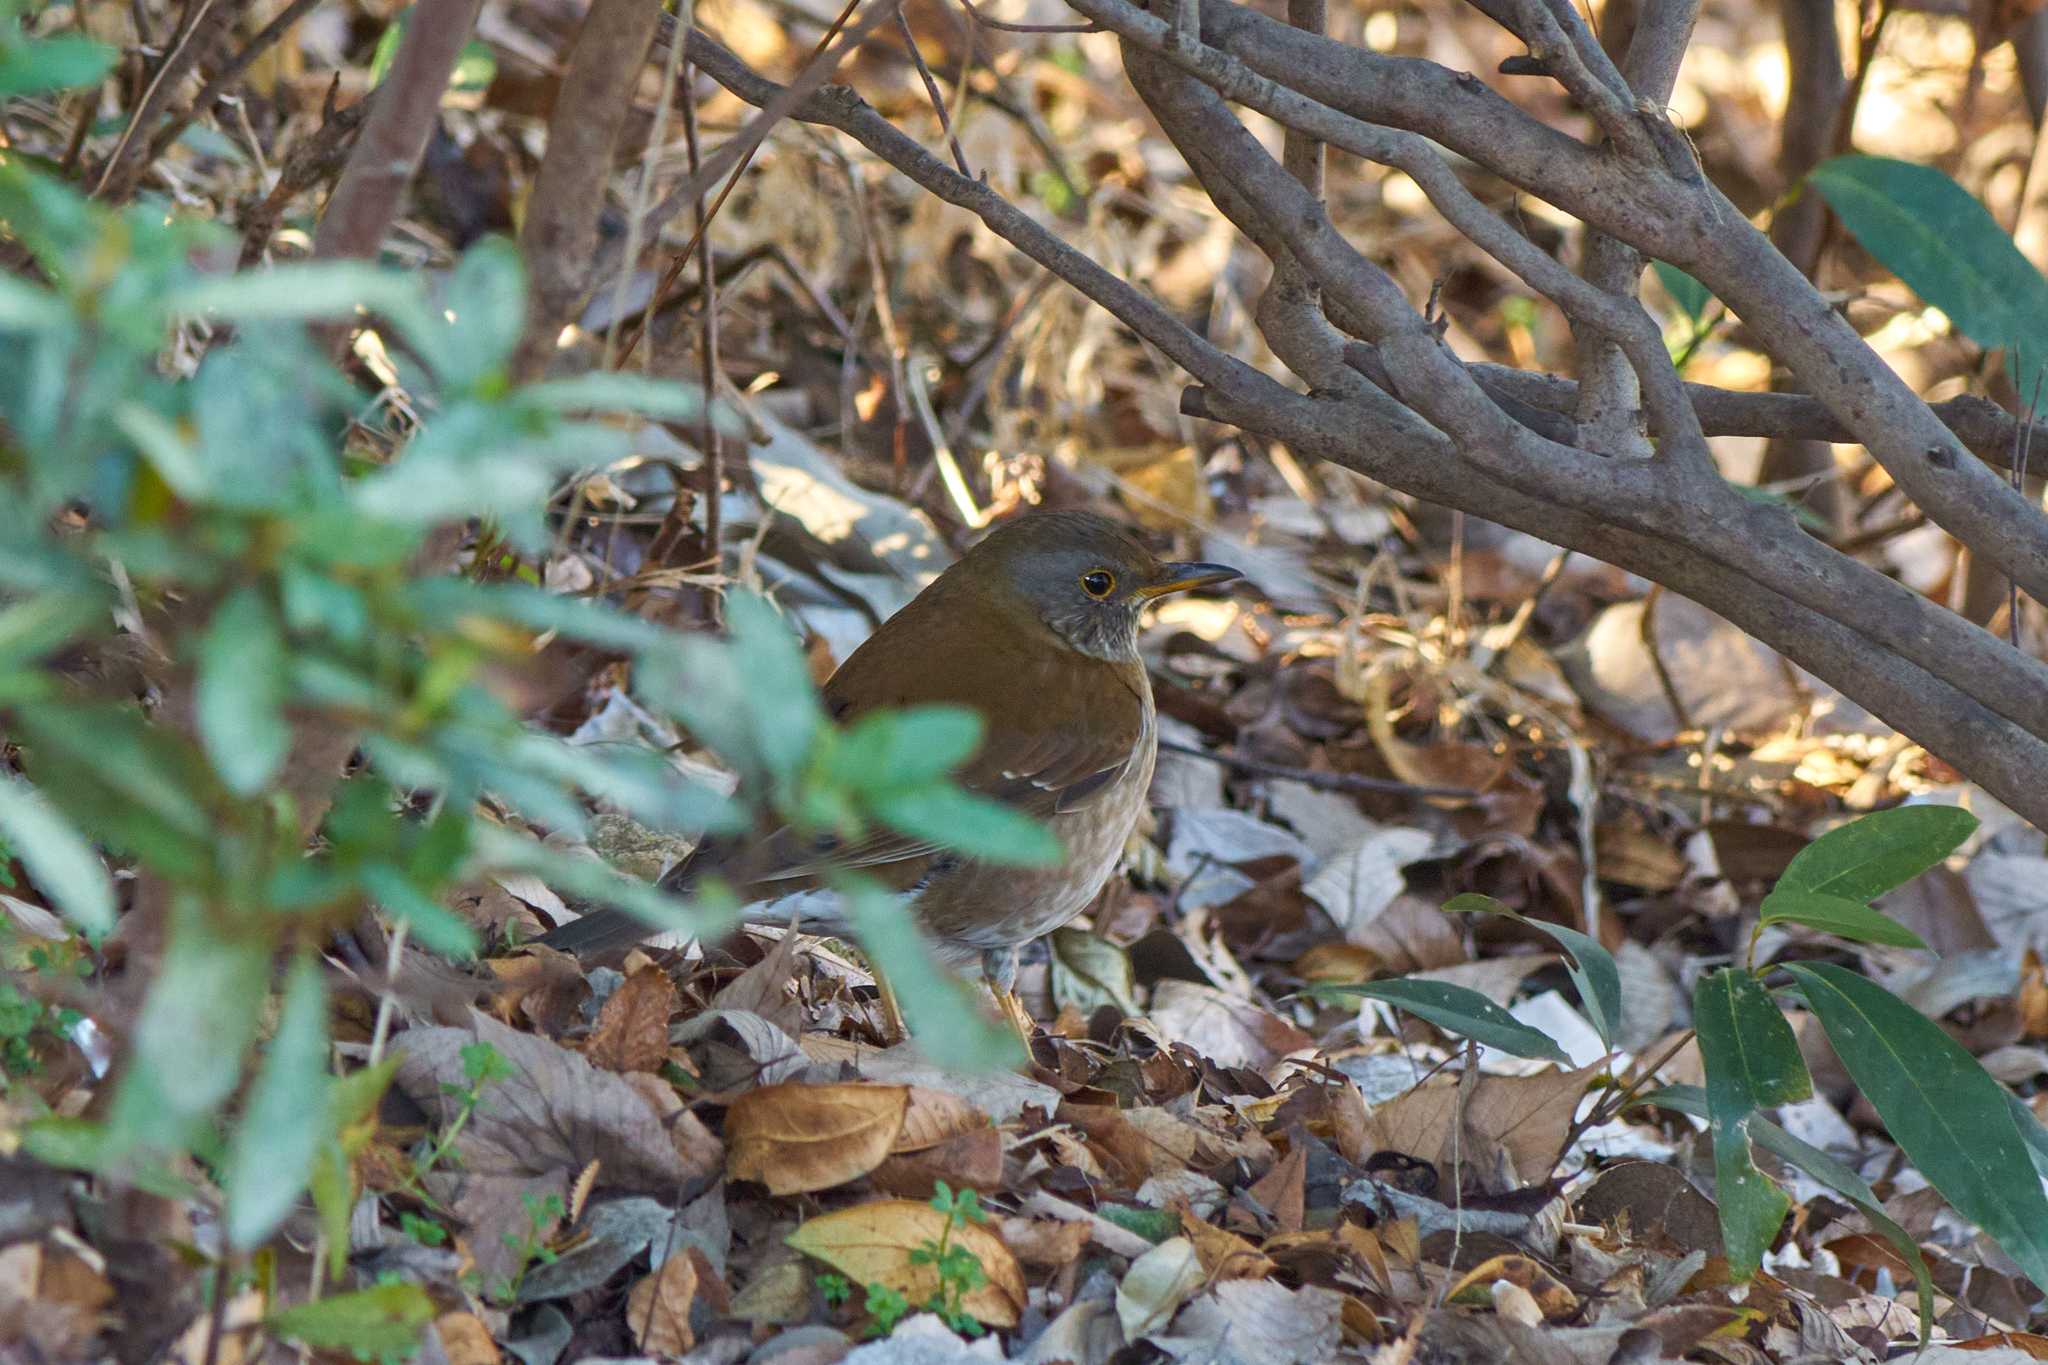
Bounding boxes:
[0,50,1044,1293]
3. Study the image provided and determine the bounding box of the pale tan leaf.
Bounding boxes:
[626,1252,698,1356]
[786,1199,1025,1328]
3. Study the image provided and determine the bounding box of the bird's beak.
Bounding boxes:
[1136,561,1242,599]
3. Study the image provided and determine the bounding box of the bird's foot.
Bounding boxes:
[991,985,1037,1048]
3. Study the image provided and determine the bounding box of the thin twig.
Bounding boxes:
[953,0,1100,33]
[895,5,972,177]
[142,0,326,171]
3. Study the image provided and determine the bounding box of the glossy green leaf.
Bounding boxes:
[1334,978,1571,1064]
[1644,1083,1931,1344]
[1784,961,2048,1289]
[1695,968,1811,1110]
[225,955,332,1247]
[196,587,291,795]
[1774,804,1977,903]
[1757,888,1927,950]
[268,1282,436,1357]
[0,772,114,935]
[1811,156,2048,383]
[1693,968,1810,1278]
[1651,261,1713,324]
[839,875,1024,1071]
[1444,893,1620,1048]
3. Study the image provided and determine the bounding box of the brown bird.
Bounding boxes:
[538,510,1239,1028]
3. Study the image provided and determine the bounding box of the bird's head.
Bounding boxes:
[959,510,1241,661]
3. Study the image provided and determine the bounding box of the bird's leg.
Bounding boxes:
[872,964,907,1044]
[982,945,1035,1044]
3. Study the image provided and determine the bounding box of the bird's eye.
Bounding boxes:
[1080,569,1116,599]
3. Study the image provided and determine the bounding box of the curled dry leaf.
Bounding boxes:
[1446,1253,1578,1321]
[1116,1236,1206,1340]
[584,964,678,1074]
[625,1251,698,1357]
[785,1199,1026,1329]
[725,1082,910,1195]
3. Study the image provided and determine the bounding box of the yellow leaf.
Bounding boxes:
[786,1200,1025,1329]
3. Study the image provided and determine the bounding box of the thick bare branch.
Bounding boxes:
[313,0,486,262]
[512,0,665,379]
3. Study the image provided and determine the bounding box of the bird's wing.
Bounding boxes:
[740,586,1151,884]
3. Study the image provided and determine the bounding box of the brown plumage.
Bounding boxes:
[538,511,1239,997]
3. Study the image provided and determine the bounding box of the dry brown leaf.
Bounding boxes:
[871,1125,1005,1199]
[391,1014,720,1290]
[1368,1064,1598,1187]
[1947,1333,2048,1358]
[725,1082,910,1195]
[1245,1144,1305,1234]
[584,965,677,1074]
[786,1199,1025,1328]
[895,1085,992,1152]
[1291,942,1383,985]
[626,1252,699,1357]
[1146,980,1312,1072]
[432,1312,500,1365]
[1178,1204,1274,1280]
[998,1215,1093,1268]
[1167,1280,1346,1362]
[1445,1253,1578,1321]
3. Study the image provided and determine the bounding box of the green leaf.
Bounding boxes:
[0,772,114,935]
[225,954,332,1247]
[21,1117,198,1201]
[0,34,116,98]
[869,787,1063,868]
[1651,261,1713,325]
[470,823,736,941]
[114,402,210,499]
[1783,961,2048,1290]
[1757,888,1927,950]
[1692,968,1810,1278]
[639,590,824,791]
[111,912,273,1148]
[1642,1084,1932,1345]
[268,1282,436,1357]
[1811,156,2048,384]
[1774,804,1977,904]
[839,875,1024,1071]
[172,262,440,351]
[435,237,524,390]
[1443,894,1620,1048]
[0,273,69,329]
[519,371,717,424]
[835,706,985,789]
[1695,968,1812,1111]
[1331,978,1572,1064]
[196,587,291,796]
[358,863,480,958]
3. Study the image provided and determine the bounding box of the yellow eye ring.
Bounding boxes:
[1080,569,1116,599]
